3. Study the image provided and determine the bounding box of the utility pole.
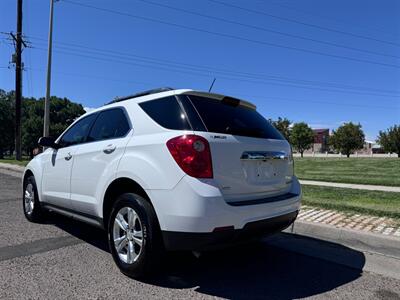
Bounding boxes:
[43,0,55,137]
[14,0,23,161]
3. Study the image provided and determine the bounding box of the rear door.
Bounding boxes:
[180,93,294,202]
[70,107,132,215]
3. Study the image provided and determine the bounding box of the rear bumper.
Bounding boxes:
[147,175,302,233]
[162,210,298,251]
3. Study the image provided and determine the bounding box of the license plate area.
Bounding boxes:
[242,160,279,183]
[240,151,287,184]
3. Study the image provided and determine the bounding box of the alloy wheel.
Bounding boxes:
[113,206,144,264]
[24,183,35,215]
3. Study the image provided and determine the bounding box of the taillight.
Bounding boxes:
[166,135,213,178]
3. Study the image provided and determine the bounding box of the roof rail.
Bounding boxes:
[107,87,174,105]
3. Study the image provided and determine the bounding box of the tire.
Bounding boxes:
[23,175,46,222]
[107,192,164,278]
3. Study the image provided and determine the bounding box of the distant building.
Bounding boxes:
[361,141,383,154]
[311,129,330,153]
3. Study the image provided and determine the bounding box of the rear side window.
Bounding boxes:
[139,96,191,130]
[87,108,130,142]
[59,114,97,147]
[187,95,284,140]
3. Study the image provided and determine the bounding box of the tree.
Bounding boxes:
[0,90,15,158]
[377,125,400,157]
[290,122,314,158]
[22,96,85,158]
[0,89,86,159]
[270,117,291,140]
[330,122,365,158]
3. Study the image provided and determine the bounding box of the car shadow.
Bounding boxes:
[148,238,365,299]
[45,213,365,300]
[44,213,110,252]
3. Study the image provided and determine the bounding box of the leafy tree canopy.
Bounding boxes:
[270,117,291,140]
[377,125,400,157]
[290,122,314,157]
[0,90,15,158]
[0,90,85,158]
[330,122,365,158]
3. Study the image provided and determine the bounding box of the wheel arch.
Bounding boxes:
[102,177,154,228]
[23,156,45,199]
[23,169,34,183]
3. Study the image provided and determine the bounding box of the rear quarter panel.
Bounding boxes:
[115,131,190,191]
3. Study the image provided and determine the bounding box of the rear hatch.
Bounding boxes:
[179,92,294,203]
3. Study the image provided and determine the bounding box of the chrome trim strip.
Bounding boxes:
[240,151,288,160]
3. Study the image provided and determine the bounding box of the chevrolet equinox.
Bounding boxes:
[23,88,301,278]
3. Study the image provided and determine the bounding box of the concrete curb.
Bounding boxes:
[266,232,400,280]
[284,219,400,259]
[0,162,24,178]
[0,162,25,173]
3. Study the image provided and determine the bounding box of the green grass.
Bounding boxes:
[295,157,400,187]
[0,158,29,166]
[302,185,400,221]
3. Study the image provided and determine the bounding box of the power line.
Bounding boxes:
[31,42,400,99]
[270,2,400,39]
[208,0,400,47]
[24,0,33,96]
[30,45,400,99]
[28,35,400,95]
[234,93,399,110]
[28,66,170,87]
[20,66,399,110]
[137,0,400,59]
[60,0,400,69]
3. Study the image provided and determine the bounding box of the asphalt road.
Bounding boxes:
[1,172,399,300]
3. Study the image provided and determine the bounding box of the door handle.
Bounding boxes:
[103,144,116,154]
[65,152,72,161]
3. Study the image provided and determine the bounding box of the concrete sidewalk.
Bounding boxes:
[300,179,400,192]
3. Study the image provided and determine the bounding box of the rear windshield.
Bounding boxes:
[187,95,284,140]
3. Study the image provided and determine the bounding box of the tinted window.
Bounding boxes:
[139,96,191,130]
[59,114,97,147]
[88,108,130,142]
[188,95,284,140]
[178,95,207,131]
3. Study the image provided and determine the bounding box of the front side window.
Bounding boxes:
[87,108,130,142]
[58,114,97,147]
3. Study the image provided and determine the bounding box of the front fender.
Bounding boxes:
[23,153,46,201]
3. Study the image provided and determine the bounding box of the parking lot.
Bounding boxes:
[1,172,399,300]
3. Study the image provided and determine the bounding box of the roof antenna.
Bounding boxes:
[208,78,216,92]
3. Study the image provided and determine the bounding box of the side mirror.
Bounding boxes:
[38,136,60,149]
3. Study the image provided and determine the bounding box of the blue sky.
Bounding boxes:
[1,0,399,141]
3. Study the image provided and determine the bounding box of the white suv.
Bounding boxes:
[23,88,301,278]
